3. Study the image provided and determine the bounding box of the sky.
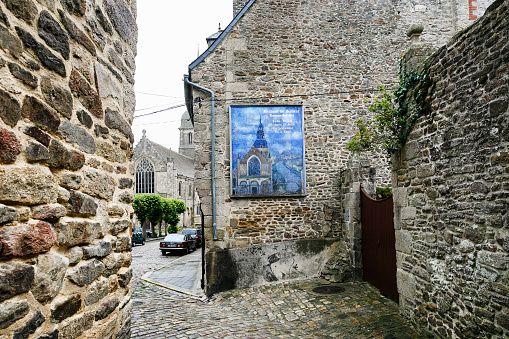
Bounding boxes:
[132,1,233,151]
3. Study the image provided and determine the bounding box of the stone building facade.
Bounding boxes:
[0,0,137,338]
[133,124,199,230]
[185,0,496,296]
[391,1,508,336]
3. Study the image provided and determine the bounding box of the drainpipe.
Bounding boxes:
[184,75,217,240]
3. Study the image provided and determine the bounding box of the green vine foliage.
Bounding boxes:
[347,61,427,155]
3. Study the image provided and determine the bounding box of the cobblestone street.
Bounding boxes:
[131,240,424,338]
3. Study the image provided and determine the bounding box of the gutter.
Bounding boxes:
[184,75,217,240]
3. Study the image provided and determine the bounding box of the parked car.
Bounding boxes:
[131,232,145,246]
[181,228,202,247]
[134,227,153,238]
[159,234,196,255]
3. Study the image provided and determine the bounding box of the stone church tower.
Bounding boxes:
[178,111,194,159]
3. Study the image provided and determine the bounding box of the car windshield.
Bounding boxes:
[181,229,196,235]
[163,234,185,241]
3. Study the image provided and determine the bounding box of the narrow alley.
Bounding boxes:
[131,240,424,338]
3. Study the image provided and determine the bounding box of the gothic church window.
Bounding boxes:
[248,157,261,176]
[136,159,154,194]
[188,132,193,144]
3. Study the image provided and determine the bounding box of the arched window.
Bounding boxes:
[135,159,154,194]
[248,157,261,176]
[188,132,193,144]
[179,182,182,196]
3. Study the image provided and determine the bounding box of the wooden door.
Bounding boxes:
[361,187,399,302]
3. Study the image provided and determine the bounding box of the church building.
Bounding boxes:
[133,111,200,229]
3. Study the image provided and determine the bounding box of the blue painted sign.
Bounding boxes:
[230,105,306,197]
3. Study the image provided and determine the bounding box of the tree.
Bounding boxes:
[133,194,164,237]
[133,195,187,237]
[162,198,187,234]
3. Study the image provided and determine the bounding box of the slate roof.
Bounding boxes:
[134,132,194,178]
[179,111,193,129]
[185,0,257,122]
[188,0,256,71]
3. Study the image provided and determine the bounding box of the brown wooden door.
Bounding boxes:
[361,187,399,302]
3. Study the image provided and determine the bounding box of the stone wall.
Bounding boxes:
[392,0,508,337]
[233,0,250,17]
[0,0,137,338]
[192,0,500,295]
[322,157,380,283]
[190,0,430,294]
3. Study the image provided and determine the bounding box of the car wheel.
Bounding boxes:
[142,240,145,245]
[161,250,167,256]
[185,247,189,255]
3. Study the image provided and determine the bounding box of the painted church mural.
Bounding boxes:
[230,105,306,197]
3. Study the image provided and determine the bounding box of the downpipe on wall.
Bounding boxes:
[184,75,217,240]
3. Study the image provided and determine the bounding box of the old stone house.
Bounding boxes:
[133,112,200,230]
[185,0,505,337]
[0,0,136,338]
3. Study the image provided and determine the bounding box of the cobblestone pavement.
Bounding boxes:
[131,241,425,338]
[130,237,174,281]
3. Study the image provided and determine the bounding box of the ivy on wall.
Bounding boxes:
[347,58,431,155]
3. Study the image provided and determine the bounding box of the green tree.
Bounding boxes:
[133,194,164,237]
[161,198,187,234]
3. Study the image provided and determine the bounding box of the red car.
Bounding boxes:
[181,228,202,247]
[159,234,196,255]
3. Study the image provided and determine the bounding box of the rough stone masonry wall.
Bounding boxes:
[192,0,412,252]
[189,0,479,294]
[392,0,508,337]
[0,0,137,338]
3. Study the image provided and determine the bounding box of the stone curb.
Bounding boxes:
[140,276,207,302]
[144,236,164,243]
[141,251,206,301]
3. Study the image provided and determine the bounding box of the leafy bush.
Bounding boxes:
[347,62,428,155]
[167,224,178,234]
[376,186,393,199]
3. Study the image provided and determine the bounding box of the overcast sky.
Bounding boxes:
[132,1,233,151]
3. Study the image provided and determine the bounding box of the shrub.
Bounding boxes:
[376,186,393,199]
